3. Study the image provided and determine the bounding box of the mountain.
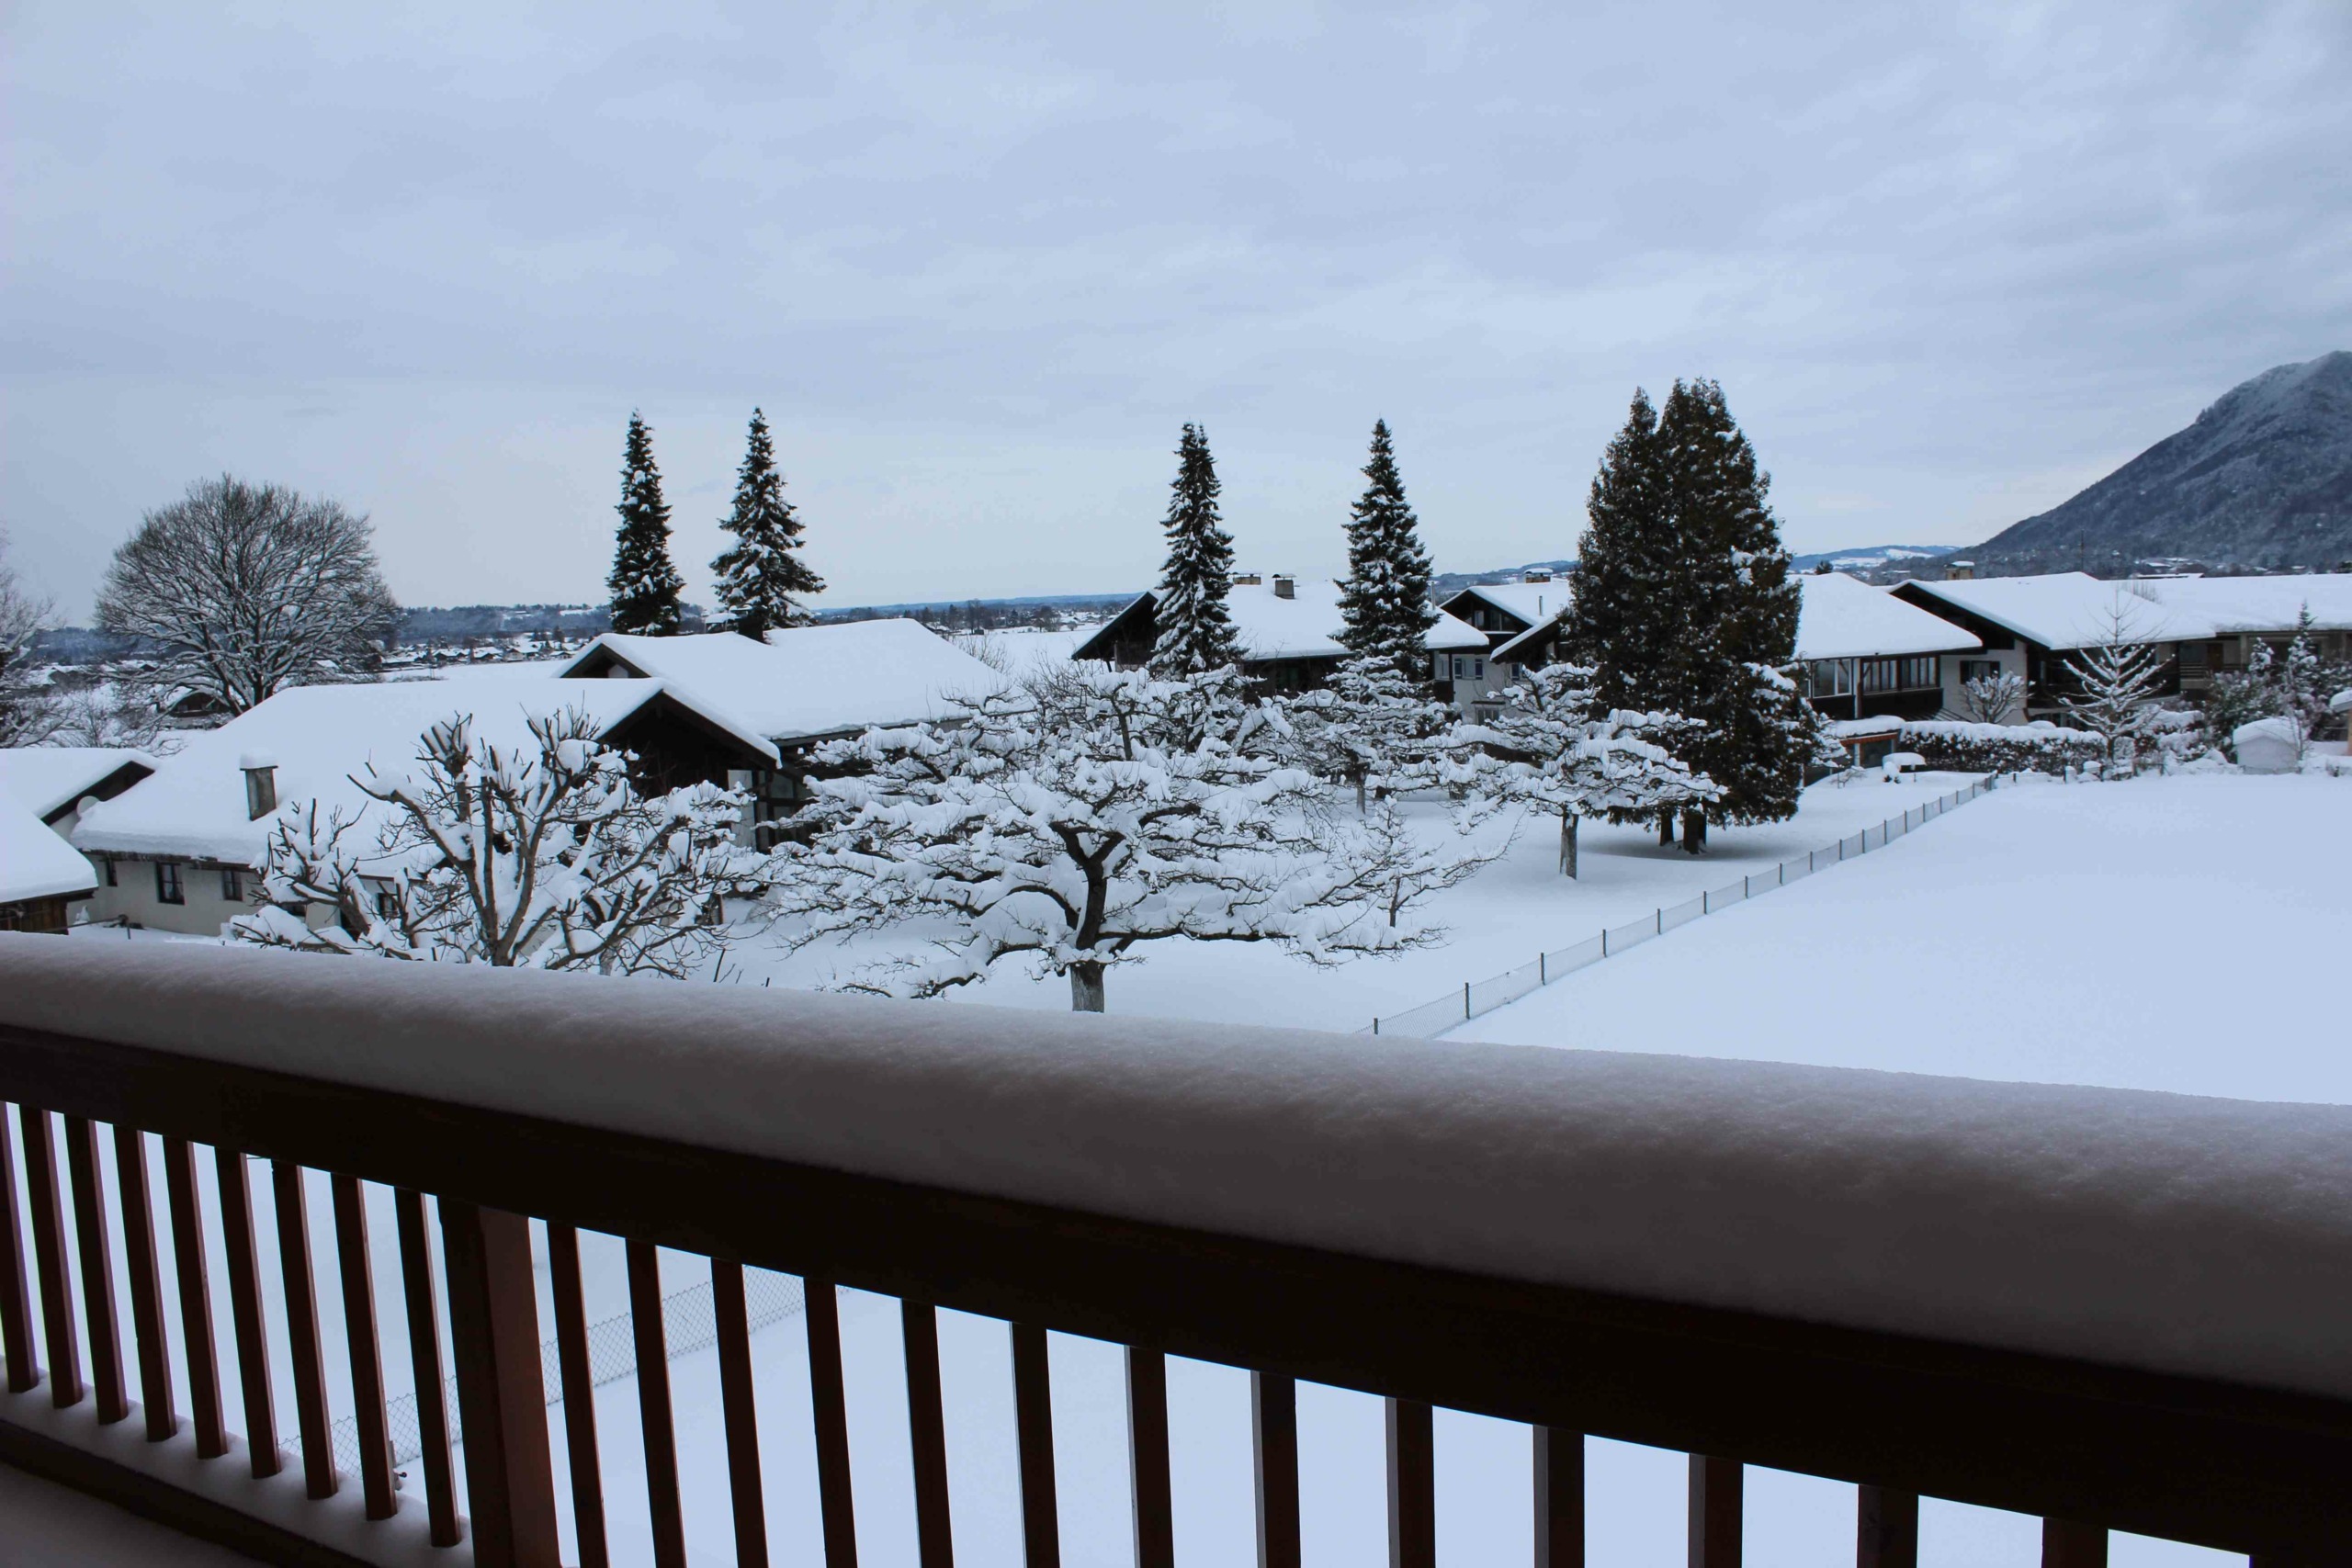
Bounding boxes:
[1971,351,2352,574]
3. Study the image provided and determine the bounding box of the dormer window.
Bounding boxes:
[241,754,278,820]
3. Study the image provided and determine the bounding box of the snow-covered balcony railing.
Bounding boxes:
[2,938,2349,1568]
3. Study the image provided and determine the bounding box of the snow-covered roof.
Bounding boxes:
[562,621,1012,741]
[1901,572,2352,648]
[0,747,159,821]
[73,677,775,867]
[2,797,97,903]
[1226,580,1486,660]
[1794,573,1981,661]
[1443,581,1566,627]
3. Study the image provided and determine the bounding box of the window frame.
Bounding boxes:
[155,861,185,906]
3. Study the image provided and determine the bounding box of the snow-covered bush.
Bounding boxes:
[1284,653,1461,811]
[1895,720,2106,776]
[231,707,759,976]
[1453,662,1717,878]
[1956,671,2026,725]
[759,664,1489,1011]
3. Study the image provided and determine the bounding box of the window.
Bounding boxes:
[155,862,184,906]
[1960,659,2000,683]
[220,867,244,902]
[375,886,399,920]
[1811,660,1852,696]
[102,855,117,887]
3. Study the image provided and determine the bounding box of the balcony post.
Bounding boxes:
[441,1199,560,1568]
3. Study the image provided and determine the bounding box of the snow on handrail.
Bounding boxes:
[1370,779,1996,1041]
[4,913,2351,1404]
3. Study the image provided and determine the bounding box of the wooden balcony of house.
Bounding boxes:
[2,935,2346,1567]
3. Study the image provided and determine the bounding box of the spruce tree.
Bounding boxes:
[1565,389,1678,715]
[1651,378,1809,844]
[1149,423,1242,676]
[607,412,685,636]
[711,408,824,638]
[1337,419,1439,680]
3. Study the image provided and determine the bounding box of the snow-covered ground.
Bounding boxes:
[1452,773,2352,1105]
[737,771,1980,1035]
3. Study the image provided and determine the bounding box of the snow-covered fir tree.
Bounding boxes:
[711,408,824,637]
[1455,662,1717,878]
[232,708,758,976]
[1287,653,1459,812]
[607,412,686,636]
[1336,420,1438,678]
[1565,389,1677,708]
[1149,423,1242,677]
[2059,598,2168,773]
[760,664,1481,1011]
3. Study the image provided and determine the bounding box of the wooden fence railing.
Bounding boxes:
[2,938,2348,1566]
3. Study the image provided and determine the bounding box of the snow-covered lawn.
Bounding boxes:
[736,770,1982,1034]
[1452,773,2352,1105]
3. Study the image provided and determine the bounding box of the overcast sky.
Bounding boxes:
[6,3,2348,619]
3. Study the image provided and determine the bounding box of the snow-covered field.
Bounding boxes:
[738,770,1981,1034]
[1452,773,2352,1105]
[22,772,2343,1566]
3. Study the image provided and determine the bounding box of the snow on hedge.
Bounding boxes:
[4,932,2348,1402]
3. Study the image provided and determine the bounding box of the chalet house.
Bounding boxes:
[0,796,97,932]
[1892,572,2352,717]
[1071,575,1490,708]
[69,677,779,938]
[558,620,1012,827]
[1434,576,1571,710]
[1791,572,1983,723]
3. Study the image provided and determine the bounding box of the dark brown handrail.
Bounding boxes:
[4,1014,2349,1563]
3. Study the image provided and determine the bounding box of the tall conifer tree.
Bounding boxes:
[711,409,824,638]
[1566,388,1675,712]
[607,412,685,636]
[1149,423,1242,676]
[1337,419,1439,679]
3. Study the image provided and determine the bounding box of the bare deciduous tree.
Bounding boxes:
[2060,599,2167,775]
[0,528,62,746]
[1957,670,2027,725]
[96,476,401,716]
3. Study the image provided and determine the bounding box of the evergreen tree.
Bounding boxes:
[1149,423,1242,676]
[711,408,824,638]
[1289,653,1458,812]
[1652,378,1808,844]
[1565,389,1677,714]
[607,412,685,636]
[1337,419,1438,679]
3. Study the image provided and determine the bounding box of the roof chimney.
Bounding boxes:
[1945,559,1975,581]
[239,753,278,820]
[1272,574,1295,600]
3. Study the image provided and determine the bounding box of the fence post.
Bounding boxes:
[1655,908,1662,935]
[1463,983,1471,1021]
[1539,953,1546,985]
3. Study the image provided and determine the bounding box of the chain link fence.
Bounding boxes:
[329,1258,806,1479]
[1366,779,1993,1039]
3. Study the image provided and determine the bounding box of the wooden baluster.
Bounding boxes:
[163,1137,226,1458]
[440,1199,560,1568]
[1857,1486,1917,1568]
[1252,1371,1300,1568]
[21,1106,82,1408]
[2041,1519,2107,1567]
[1125,1348,1173,1568]
[714,1259,770,1568]
[112,1124,176,1440]
[804,1278,860,1568]
[1011,1322,1061,1568]
[1533,1427,1582,1568]
[547,1223,609,1568]
[272,1159,338,1499]
[1385,1397,1435,1568]
[0,1104,42,1394]
[64,1115,129,1423]
[1689,1456,1741,1568]
[215,1146,280,1476]
[331,1174,397,1519]
[628,1238,687,1568]
[394,1189,460,1548]
[902,1300,955,1568]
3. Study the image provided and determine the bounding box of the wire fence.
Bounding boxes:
[1365,778,1995,1039]
[329,1257,807,1479]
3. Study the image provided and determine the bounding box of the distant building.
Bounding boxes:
[1071,577,1489,708]
[1,796,97,932]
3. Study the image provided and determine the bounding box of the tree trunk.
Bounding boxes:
[1658,807,1676,847]
[1559,812,1578,879]
[1355,772,1368,815]
[1069,961,1106,1013]
[1680,807,1708,854]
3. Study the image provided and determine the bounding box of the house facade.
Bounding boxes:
[1072,576,1490,709]
[71,677,779,937]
